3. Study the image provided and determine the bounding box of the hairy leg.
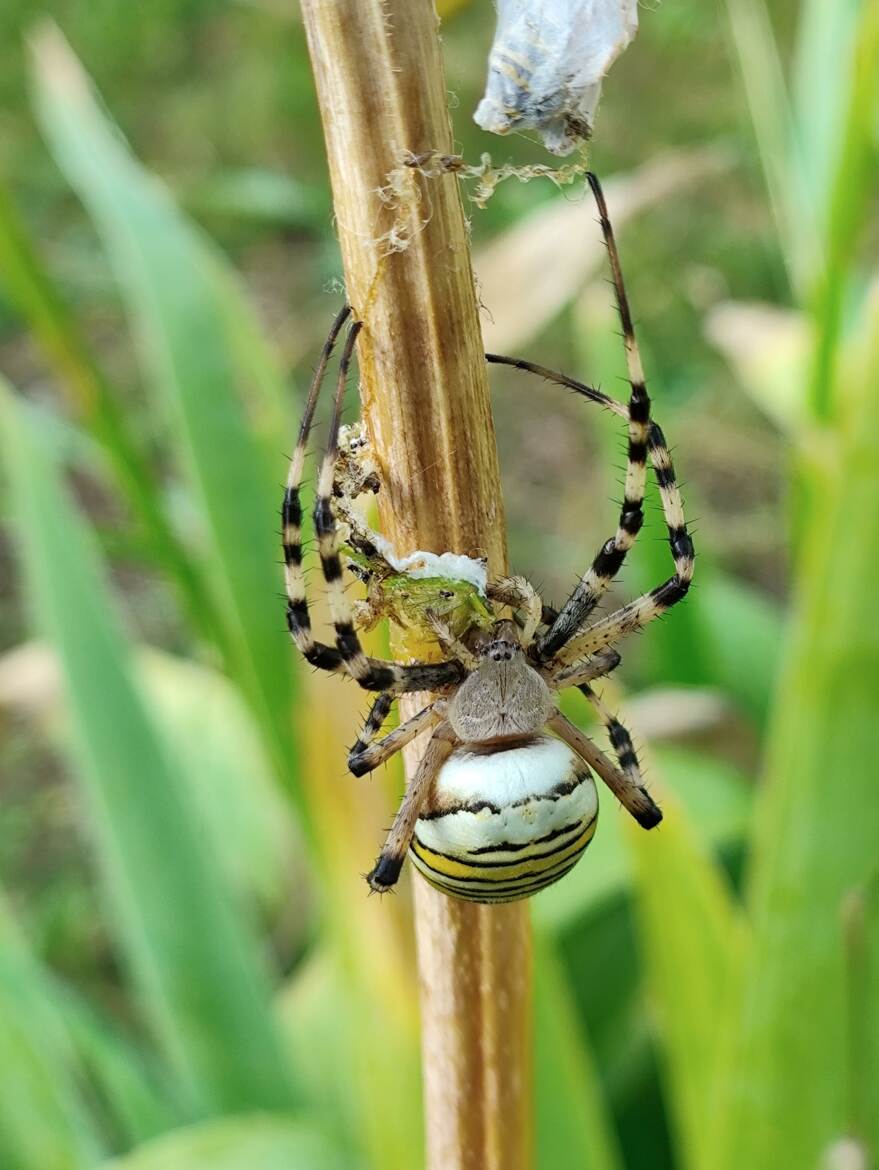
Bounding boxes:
[490,174,654,659]
[312,321,465,694]
[425,613,479,670]
[366,721,458,892]
[547,710,661,829]
[575,685,645,802]
[547,648,621,689]
[282,303,351,672]
[348,699,447,777]
[550,418,694,668]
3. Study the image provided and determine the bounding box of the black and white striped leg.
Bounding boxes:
[314,322,465,695]
[548,648,622,689]
[348,699,446,778]
[577,685,645,802]
[347,693,394,774]
[500,173,652,661]
[282,303,351,673]
[367,722,458,892]
[551,420,694,668]
[547,710,661,830]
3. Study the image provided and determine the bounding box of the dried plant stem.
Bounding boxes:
[299,2,531,1167]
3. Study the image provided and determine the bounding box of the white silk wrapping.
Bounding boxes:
[474,0,639,154]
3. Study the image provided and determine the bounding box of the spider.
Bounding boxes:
[282,172,694,903]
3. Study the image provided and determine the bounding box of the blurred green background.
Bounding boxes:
[0,2,877,1169]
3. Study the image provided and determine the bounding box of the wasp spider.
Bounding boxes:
[283,173,694,903]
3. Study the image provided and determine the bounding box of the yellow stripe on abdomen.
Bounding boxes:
[411,735,600,903]
[409,811,597,904]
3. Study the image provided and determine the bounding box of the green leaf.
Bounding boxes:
[722,0,814,294]
[707,288,879,1170]
[791,0,861,214]
[838,870,879,1161]
[690,570,783,727]
[100,1115,353,1170]
[28,24,301,810]
[139,649,299,909]
[0,892,100,1170]
[279,951,373,1161]
[53,983,181,1148]
[183,168,326,229]
[534,931,624,1170]
[0,183,225,653]
[280,939,424,1170]
[805,0,879,420]
[625,782,746,1170]
[0,379,298,1116]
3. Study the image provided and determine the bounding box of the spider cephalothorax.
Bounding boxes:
[282,172,694,903]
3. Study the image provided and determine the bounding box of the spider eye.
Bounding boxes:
[439,590,454,600]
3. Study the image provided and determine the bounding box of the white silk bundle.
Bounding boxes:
[473,0,639,154]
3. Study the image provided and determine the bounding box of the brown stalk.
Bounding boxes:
[298,2,531,1167]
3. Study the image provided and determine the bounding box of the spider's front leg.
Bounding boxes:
[486,575,543,643]
[549,419,695,668]
[283,304,351,674]
[546,648,622,689]
[425,612,479,670]
[547,710,661,829]
[312,322,465,696]
[367,721,458,893]
[491,173,652,663]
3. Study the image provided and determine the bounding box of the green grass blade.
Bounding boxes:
[100,1116,354,1170]
[0,183,227,653]
[722,0,815,294]
[690,570,783,727]
[791,0,861,215]
[805,0,879,421]
[139,648,298,910]
[280,941,428,1170]
[28,24,300,808]
[707,295,879,1170]
[0,379,298,1116]
[839,870,879,1162]
[626,784,746,1170]
[534,931,624,1170]
[0,891,101,1170]
[53,984,181,1147]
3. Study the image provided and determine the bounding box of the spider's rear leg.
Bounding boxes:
[548,710,661,829]
[367,721,458,892]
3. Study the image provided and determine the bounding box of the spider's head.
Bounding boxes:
[473,619,522,663]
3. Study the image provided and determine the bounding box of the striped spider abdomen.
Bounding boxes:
[410,736,598,904]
